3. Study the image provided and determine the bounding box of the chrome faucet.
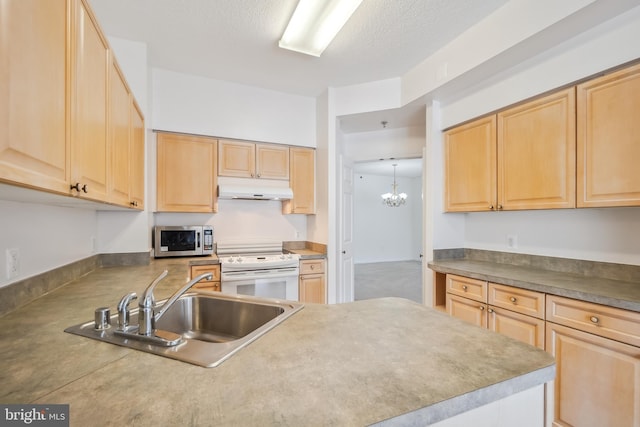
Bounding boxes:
[138,270,213,336]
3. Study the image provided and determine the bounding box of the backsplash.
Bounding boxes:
[433,248,640,283]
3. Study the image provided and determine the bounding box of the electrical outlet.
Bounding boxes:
[507,234,518,249]
[6,248,19,279]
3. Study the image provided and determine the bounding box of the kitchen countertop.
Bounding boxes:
[0,259,553,426]
[429,258,640,312]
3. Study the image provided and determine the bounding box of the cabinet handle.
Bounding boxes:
[497,204,503,210]
[130,201,138,207]
[509,296,517,303]
[81,184,88,193]
[488,308,494,313]
[70,182,80,192]
[489,205,494,210]
[461,285,468,291]
[479,306,485,311]
[310,265,315,270]
[590,316,600,324]
[257,173,261,178]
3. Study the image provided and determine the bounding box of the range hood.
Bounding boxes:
[217,177,293,200]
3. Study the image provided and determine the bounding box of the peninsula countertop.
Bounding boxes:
[0,259,553,426]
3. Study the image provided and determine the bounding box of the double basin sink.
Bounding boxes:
[65,291,304,367]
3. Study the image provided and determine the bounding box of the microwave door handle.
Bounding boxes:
[197,231,201,248]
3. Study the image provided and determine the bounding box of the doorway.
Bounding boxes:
[352,158,423,303]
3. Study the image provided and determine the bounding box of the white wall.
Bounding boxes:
[343,126,424,162]
[151,68,316,147]
[353,174,422,263]
[0,200,97,287]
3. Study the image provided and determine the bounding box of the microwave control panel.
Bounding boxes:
[203,228,213,251]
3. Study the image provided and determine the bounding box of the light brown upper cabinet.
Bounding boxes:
[108,57,132,207]
[0,0,70,194]
[129,100,145,210]
[0,0,144,209]
[156,132,217,213]
[444,116,497,212]
[497,87,576,210]
[283,147,316,214]
[108,56,145,210]
[444,88,575,212]
[218,139,289,180]
[70,0,110,202]
[577,62,640,207]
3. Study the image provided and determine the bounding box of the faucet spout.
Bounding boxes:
[154,272,213,322]
[137,270,212,336]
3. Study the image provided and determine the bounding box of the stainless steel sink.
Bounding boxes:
[65,292,303,367]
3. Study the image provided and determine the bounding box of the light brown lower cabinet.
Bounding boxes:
[446,274,545,349]
[299,259,326,304]
[546,295,640,427]
[189,264,221,292]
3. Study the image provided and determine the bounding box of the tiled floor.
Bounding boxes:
[354,260,423,303]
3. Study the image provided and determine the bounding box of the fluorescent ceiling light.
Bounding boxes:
[279,0,363,57]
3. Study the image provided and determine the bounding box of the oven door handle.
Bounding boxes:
[221,268,299,282]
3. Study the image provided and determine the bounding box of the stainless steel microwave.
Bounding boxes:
[153,226,214,258]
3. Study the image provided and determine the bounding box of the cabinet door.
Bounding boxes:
[284,147,315,214]
[546,322,640,427]
[129,99,145,209]
[444,115,496,212]
[446,294,487,328]
[190,264,221,291]
[497,88,576,210]
[218,139,255,178]
[488,306,545,349]
[577,63,640,207]
[299,274,326,304]
[256,144,289,179]
[71,0,109,202]
[0,0,70,194]
[107,57,131,207]
[156,132,217,212]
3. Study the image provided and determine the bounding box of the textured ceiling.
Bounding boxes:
[89,0,510,98]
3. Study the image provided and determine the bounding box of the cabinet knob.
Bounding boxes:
[509,296,517,303]
[479,305,485,311]
[489,205,494,210]
[497,204,503,210]
[70,182,81,192]
[257,173,261,178]
[310,265,315,270]
[81,184,88,193]
[488,308,494,313]
[590,316,600,324]
[462,285,468,291]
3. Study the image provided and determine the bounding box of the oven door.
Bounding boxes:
[221,268,299,301]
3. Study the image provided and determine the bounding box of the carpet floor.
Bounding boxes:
[354,260,423,304]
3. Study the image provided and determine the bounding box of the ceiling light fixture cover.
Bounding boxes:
[279,0,363,57]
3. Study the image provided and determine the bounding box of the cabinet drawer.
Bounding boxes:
[300,259,325,275]
[446,274,487,302]
[488,283,545,319]
[546,295,640,347]
[190,264,221,282]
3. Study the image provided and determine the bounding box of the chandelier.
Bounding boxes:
[381,164,407,207]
